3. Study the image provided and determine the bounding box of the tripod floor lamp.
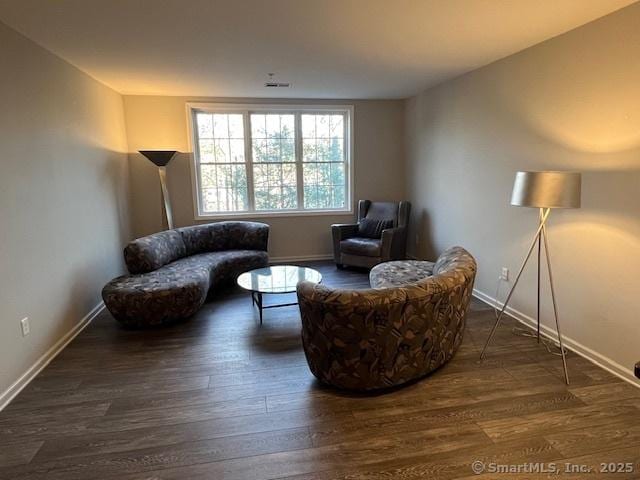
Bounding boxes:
[480,171,581,384]
[139,150,178,230]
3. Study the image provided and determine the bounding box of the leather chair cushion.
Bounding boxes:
[358,218,393,239]
[364,202,399,224]
[340,237,381,257]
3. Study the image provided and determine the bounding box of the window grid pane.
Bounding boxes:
[199,164,248,213]
[302,161,345,209]
[194,112,248,213]
[251,113,296,164]
[250,113,298,210]
[197,113,245,164]
[253,162,297,211]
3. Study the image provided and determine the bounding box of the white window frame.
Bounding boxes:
[186,103,354,219]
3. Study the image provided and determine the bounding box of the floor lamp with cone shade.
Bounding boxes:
[480,171,581,384]
[139,150,178,230]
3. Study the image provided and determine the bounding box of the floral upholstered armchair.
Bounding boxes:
[332,200,411,269]
[297,246,477,391]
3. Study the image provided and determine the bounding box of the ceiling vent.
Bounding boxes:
[264,81,290,88]
[264,73,290,88]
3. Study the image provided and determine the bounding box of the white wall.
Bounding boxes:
[0,21,130,402]
[405,3,640,383]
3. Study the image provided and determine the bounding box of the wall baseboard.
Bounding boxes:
[0,302,105,411]
[270,254,334,263]
[473,289,640,388]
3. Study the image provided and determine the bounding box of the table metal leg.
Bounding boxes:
[248,291,299,325]
[256,292,263,325]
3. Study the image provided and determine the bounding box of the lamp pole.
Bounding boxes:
[139,150,178,231]
[541,217,569,384]
[158,166,174,229]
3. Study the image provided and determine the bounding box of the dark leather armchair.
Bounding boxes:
[332,200,411,269]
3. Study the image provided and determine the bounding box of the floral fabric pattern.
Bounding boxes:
[369,260,435,288]
[124,230,187,274]
[297,246,476,391]
[102,264,210,329]
[103,222,269,328]
[178,221,270,257]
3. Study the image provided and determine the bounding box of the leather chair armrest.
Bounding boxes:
[381,227,407,261]
[331,223,359,264]
[332,223,359,239]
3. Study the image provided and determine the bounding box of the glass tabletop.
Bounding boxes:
[237,265,322,294]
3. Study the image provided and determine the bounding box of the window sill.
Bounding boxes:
[195,209,354,221]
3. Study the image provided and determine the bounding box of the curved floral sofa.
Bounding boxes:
[103,221,269,328]
[296,246,476,391]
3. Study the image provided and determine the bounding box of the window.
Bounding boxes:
[189,104,352,217]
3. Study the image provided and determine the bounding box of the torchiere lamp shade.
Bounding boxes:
[511,171,581,209]
[139,150,177,167]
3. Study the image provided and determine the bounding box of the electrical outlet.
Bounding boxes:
[500,267,510,281]
[20,317,30,336]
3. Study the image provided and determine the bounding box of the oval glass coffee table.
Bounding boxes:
[237,265,322,324]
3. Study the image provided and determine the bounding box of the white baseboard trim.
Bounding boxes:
[0,301,105,411]
[473,289,640,388]
[270,254,334,263]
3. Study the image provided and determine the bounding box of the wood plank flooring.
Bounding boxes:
[1,261,639,479]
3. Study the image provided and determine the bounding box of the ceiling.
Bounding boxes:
[0,0,636,98]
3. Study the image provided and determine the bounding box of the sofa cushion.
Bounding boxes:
[178,223,228,254]
[122,222,269,275]
[102,264,210,328]
[223,222,270,251]
[207,250,269,285]
[124,230,187,274]
[358,218,393,239]
[177,221,269,256]
[171,250,269,287]
[369,260,435,288]
[340,238,382,257]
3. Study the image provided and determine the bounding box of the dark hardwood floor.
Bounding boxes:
[1,262,639,479]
